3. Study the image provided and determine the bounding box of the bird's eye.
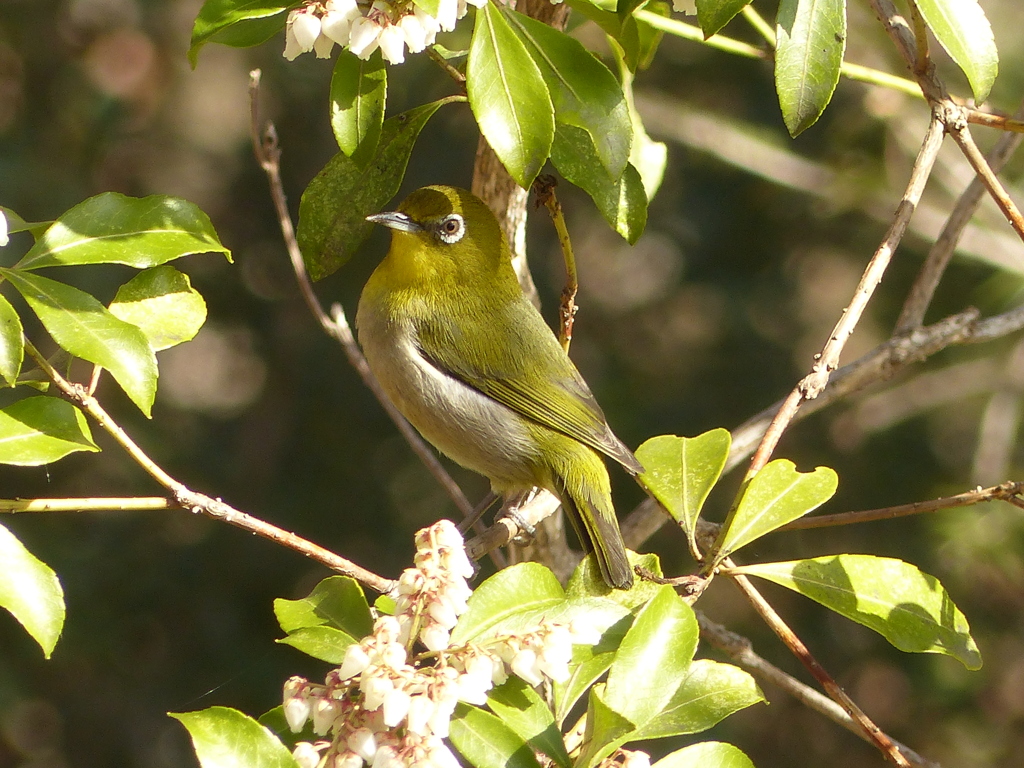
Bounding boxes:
[435,214,465,244]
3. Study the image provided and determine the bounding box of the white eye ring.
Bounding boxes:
[435,214,465,244]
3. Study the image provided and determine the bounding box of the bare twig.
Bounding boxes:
[968,109,1024,134]
[737,113,946,484]
[532,176,578,349]
[697,611,939,768]
[22,340,395,595]
[780,481,1024,530]
[0,497,176,512]
[947,121,1024,244]
[726,566,911,767]
[896,103,1024,332]
[246,69,480,527]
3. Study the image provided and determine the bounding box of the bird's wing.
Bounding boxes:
[415,305,643,474]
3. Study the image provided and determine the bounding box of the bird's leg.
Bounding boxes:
[499,488,542,543]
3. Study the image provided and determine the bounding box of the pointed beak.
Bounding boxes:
[366,211,423,233]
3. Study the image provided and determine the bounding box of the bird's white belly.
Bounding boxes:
[358,318,541,491]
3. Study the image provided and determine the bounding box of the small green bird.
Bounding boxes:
[356,185,641,589]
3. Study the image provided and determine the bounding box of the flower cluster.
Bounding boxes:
[284,0,485,65]
[282,520,600,768]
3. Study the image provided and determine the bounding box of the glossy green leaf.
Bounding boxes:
[732,555,982,670]
[1,206,50,240]
[1,270,158,416]
[189,0,294,67]
[575,685,636,768]
[696,0,752,37]
[274,575,373,638]
[487,678,571,768]
[712,460,837,565]
[653,742,755,768]
[566,551,664,610]
[297,100,446,281]
[109,266,207,352]
[0,294,24,386]
[171,707,299,768]
[277,626,357,663]
[0,397,98,466]
[915,0,997,102]
[467,2,554,189]
[257,706,316,752]
[503,9,630,178]
[553,612,633,725]
[621,66,667,199]
[450,704,543,768]
[0,521,65,658]
[450,563,563,645]
[331,50,387,165]
[16,193,230,271]
[604,586,699,727]
[634,660,764,739]
[637,430,730,560]
[550,125,647,244]
[775,0,846,136]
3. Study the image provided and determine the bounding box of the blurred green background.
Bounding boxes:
[2,0,1024,765]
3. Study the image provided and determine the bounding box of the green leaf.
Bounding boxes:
[620,65,667,199]
[653,742,755,768]
[257,706,316,751]
[696,0,752,37]
[732,555,983,670]
[171,707,299,768]
[553,612,633,725]
[634,660,764,739]
[411,0,441,16]
[0,521,65,658]
[0,294,24,386]
[109,266,207,352]
[550,125,647,244]
[297,99,447,281]
[711,459,838,565]
[467,2,554,189]
[1,270,158,416]
[1,207,51,240]
[189,0,294,67]
[16,193,230,271]
[0,397,99,466]
[450,562,564,645]
[487,678,571,768]
[915,0,998,102]
[276,626,357,663]
[604,586,699,727]
[575,685,636,768]
[775,0,846,136]
[274,575,373,638]
[449,703,543,768]
[330,50,387,165]
[566,551,664,609]
[502,9,630,178]
[637,430,730,561]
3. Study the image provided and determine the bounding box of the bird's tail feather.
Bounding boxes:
[555,478,634,589]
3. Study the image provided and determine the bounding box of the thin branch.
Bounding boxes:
[532,176,578,350]
[737,113,946,484]
[0,497,175,512]
[426,46,466,85]
[726,566,911,767]
[634,11,924,98]
[896,102,1024,332]
[697,611,939,768]
[246,69,478,526]
[947,120,1024,244]
[968,109,1024,134]
[780,481,1024,530]
[22,340,395,595]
